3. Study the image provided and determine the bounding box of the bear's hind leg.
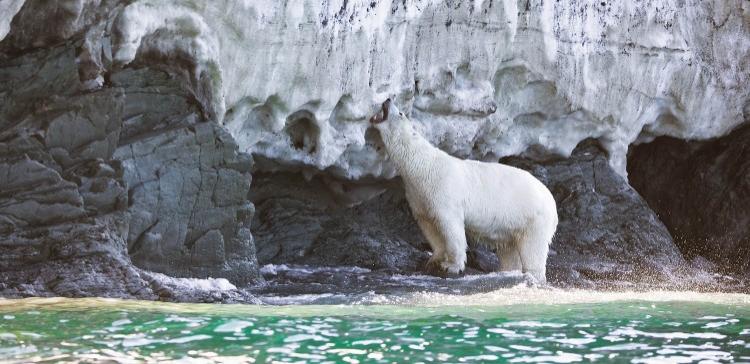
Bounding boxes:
[517,229,550,284]
[496,241,522,272]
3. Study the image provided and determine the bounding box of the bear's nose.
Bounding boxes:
[382,98,391,120]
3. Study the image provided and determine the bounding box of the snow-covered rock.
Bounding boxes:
[0,0,24,41]
[96,0,750,177]
[3,1,748,177]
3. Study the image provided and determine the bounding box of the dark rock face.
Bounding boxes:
[251,171,500,274]
[1,1,119,52]
[628,124,750,273]
[0,22,260,298]
[502,140,699,288]
[251,172,431,272]
[109,68,259,285]
[0,41,147,299]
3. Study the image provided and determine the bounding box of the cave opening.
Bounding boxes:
[627,123,750,273]
[283,110,320,154]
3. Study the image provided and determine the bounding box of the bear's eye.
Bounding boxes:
[399,112,403,116]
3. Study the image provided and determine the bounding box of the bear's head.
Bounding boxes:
[369,98,408,135]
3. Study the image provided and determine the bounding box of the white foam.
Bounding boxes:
[147,272,237,292]
[260,264,371,276]
[403,286,750,307]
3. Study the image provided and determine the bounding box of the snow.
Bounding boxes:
[4,0,749,177]
[0,0,24,41]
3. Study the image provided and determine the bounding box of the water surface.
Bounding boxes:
[1,289,749,363]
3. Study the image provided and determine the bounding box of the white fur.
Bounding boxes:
[373,101,558,283]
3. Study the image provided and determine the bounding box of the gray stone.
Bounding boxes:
[0,0,120,53]
[250,172,433,272]
[303,220,430,272]
[502,140,705,288]
[0,29,261,298]
[0,157,86,229]
[114,115,260,285]
[191,230,226,265]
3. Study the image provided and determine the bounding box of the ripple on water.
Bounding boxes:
[213,319,254,333]
[0,293,749,363]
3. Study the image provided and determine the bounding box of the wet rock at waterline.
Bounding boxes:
[252,265,534,304]
[628,123,750,274]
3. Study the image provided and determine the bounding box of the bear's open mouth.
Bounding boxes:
[369,98,391,124]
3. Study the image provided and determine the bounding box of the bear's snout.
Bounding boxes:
[369,98,391,124]
[382,98,391,120]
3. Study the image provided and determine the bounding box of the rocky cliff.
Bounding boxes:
[0,1,262,300]
[1,0,748,300]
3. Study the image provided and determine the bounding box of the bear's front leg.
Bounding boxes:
[434,218,468,275]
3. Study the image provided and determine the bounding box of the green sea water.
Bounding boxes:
[1,290,749,363]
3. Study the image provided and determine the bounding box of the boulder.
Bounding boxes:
[503,140,699,288]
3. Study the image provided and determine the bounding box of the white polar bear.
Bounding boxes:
[370,99,558,283]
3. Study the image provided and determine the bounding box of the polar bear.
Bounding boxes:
[370,99,558,283]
